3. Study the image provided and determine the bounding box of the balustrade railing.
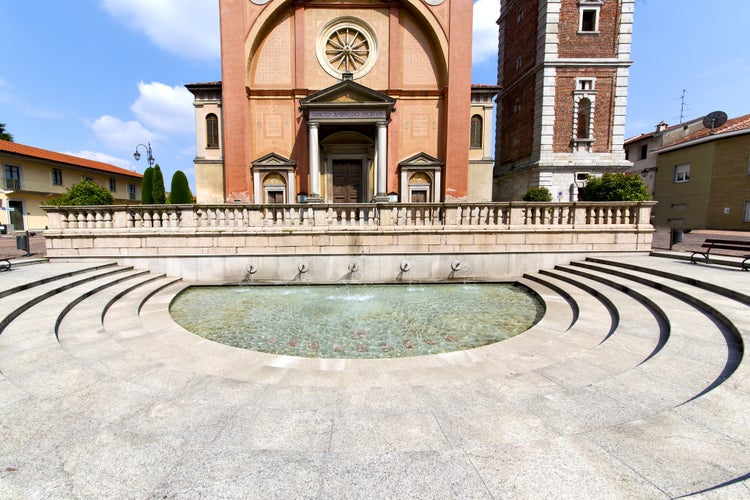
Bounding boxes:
[44,202,655,232]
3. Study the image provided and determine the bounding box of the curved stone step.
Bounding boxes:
[553,262,736,408]
[572,259,747,393]
[56,273,178,362]
[2,257,749,498]
[0,261,117,299]
[0,267,158,400]
[0,263,129,335]
[529,269,666,388]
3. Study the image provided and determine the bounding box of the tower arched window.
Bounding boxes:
[206,113,219,148]
[470,115,483,148]
[576,98,591,139]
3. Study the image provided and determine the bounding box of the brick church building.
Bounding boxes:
[492,0,633,201]
[189,0,481,205]
[188,0,633,204]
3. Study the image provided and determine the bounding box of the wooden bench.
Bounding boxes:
[690,239,750,270]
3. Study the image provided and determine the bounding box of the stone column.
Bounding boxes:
[374,121,390,202]
[307,122,322,203]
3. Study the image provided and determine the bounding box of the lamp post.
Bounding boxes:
[133,142,155,168]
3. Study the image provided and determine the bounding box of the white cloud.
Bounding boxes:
[473,0,499,66]
[131,81,194,135]
[91,115,156,151]
[65,150,137,171]
[100,0,220,61]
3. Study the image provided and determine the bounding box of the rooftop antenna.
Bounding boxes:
[679,89,687,123]
[702,111,728,133]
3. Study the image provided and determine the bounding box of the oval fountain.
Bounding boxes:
[170,262,545,359]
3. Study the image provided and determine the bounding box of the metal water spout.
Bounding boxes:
[451,260,463,272]
[400,261,411,272]
[298,262,309,273]
[242,263,258,283]
[348,262,359,273]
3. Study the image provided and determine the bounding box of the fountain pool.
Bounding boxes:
[170,283,544,359]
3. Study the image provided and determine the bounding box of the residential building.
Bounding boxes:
[0,139,142,232]
[188,0,481,204]
[623,118,704,196]
[651,113,750,230]
[470,84,501,201]
[492,0,634,201]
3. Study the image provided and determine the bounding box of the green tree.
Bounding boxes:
[0,122,14,142]
[522,187,553,202]
[47,178,114,206]
[578,172,650,202]
[141,167,154,204]
[169,170,194,204]
[152,164,166,204]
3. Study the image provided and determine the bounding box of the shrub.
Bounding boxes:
[522,187,553,202]
[47,178,114,206]
[141,167,154,204]
[578,172,650,202]
[169,170,194,204]
[151,164,166,204]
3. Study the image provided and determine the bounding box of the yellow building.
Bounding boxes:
[0,139,142,232]
[652,113,750,230]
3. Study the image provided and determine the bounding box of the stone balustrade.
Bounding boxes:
[44,202,653,231]
[43,202,655,282]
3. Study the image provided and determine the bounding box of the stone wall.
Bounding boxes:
[44,202,655,283]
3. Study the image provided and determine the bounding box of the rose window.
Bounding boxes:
[317,18,378,79]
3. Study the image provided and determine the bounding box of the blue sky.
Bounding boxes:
[1,0,748,191]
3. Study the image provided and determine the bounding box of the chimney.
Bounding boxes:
[655,121,669,132]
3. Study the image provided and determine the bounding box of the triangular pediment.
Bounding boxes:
[299,78,396,123]
[251,152,295,168]
[399,152,444,169]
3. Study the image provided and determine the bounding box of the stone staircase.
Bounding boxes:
[0,256,748,498]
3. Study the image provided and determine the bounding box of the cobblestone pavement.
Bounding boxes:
[0,233,47,260]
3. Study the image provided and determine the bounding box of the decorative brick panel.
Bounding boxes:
[558,0,620,59]
[553,68,617,153]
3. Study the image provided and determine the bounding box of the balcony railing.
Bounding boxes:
[44,202,655,232]
[3,178,21,191]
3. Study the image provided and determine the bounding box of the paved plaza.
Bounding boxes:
[1,234,750,497]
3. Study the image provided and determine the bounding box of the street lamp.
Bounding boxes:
[133,142,155,168]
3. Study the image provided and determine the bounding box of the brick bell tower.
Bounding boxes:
[492,0,634,202]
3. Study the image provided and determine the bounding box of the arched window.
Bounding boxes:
[263,172,287,204]
[206,114,219,148]
[470,115,483,148]
[408,171,432,203]
[576,98,591,139]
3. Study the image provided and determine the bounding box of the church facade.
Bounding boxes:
[492,0,634,201]
[189,0,484,205]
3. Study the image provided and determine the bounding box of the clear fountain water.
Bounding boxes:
[170,283,544,359]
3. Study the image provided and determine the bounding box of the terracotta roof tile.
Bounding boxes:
[0,140,142,179]
[657,113,750,151]
[624,131,656,145]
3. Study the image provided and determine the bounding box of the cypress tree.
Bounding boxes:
[169,170,194,204]
[152,164,166,204]
[141,167,154,204]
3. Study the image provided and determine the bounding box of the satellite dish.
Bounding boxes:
[702,111,728,132]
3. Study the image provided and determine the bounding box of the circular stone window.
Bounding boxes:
[316,17,378,80]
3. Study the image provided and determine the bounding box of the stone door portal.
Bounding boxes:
[332,160,362,203]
